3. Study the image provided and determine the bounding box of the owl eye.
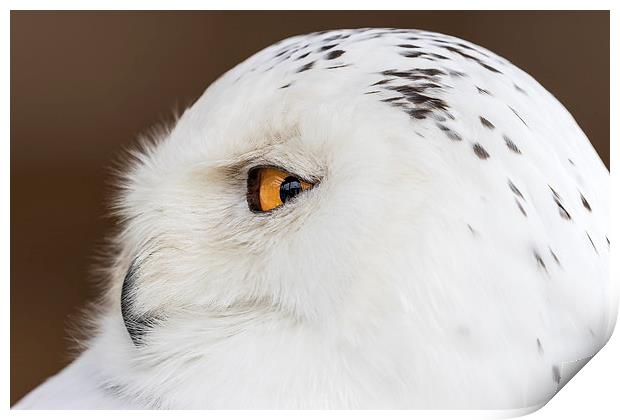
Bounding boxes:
[247,167,314,212]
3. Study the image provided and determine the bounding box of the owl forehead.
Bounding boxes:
[212,28,510,123]
[180,27,530,168]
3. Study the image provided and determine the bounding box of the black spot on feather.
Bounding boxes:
[382,96,404,103]
[580,193,592,211]
[515,198,527,217]
[514,83,527,95]
[400,51,448,60]
[480,62,501,73]
[441,45,502,73]
[448,70,466,77]
[549,248,561,266]
[297,61,315,72]
[388,86,448,109]
[326,64,349,69]
[418,82,442,89]
[381,70,414,78]
[322,35,340,42]
[586,232,598,254]
[406,109,432,120]
[509,106,528,127]
[318,44,337,52]
[374,67,452,122]
[472,143,490,159]
[556,202,571,219]
[503,134,522,154]
[323,33,349,42]
[371,79,393,86]
[534,251,547,272]
[479,116,495,129]
[508,180,524,200]
[400,51,424,59]
[428,53,449,60]
[417,68,446,76]
[325,50,345,60]
[549,186,571,220]
[537,338,544,355]
[436,123,462,141]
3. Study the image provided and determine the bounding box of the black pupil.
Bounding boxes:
[279,176,302,203]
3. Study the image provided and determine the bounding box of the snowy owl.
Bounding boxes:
[15,28,612,410]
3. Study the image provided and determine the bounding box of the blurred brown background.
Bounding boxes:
[10,11,609,405]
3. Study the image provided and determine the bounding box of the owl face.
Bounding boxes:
[116,61,436,346]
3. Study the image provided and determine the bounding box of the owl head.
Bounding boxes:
[113,31,449,344]
[86,28,609,409]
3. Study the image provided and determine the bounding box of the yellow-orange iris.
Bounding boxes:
[249,167,313,212]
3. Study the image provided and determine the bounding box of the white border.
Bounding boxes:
[4,2,617,419]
